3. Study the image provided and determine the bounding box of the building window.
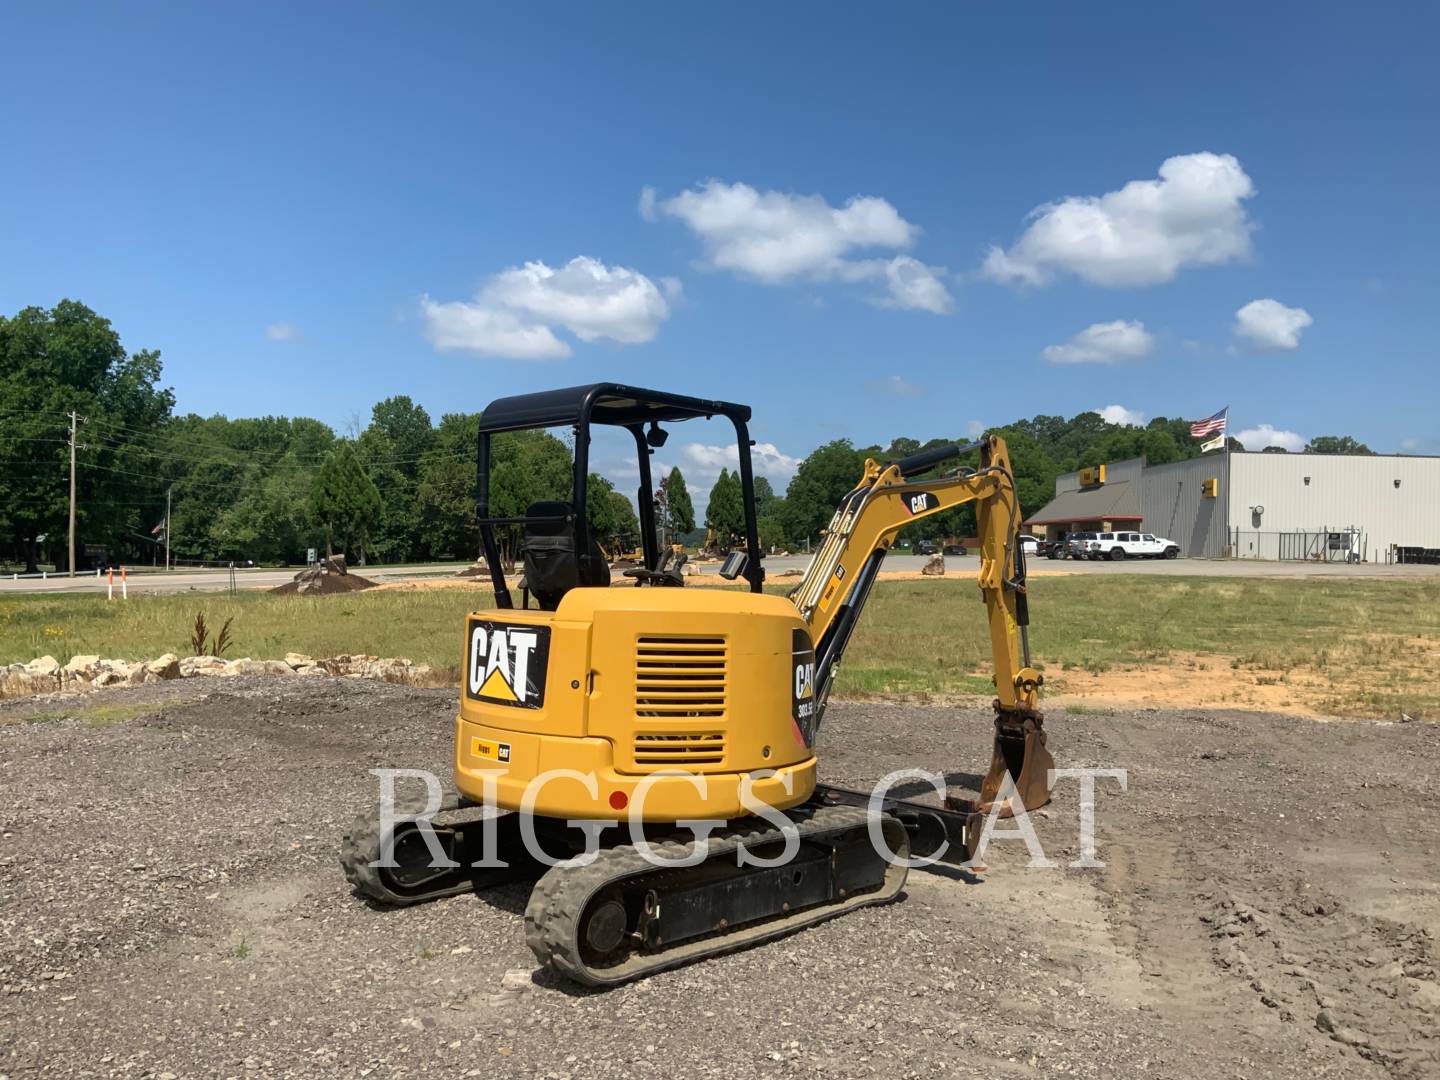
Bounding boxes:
[1304,476,1311,486]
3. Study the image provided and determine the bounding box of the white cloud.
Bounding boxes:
[659,440,802,518]
[680,441,801,484]
[873,255,953,314]
[965,420,986,438]
[265,322,301,342]
[1235,424,1305,452]
[421,256,673,360]
[1233,298,1312,352]
[983,152,1256,287]
[420,301,570,360]
[1097,404,1146,426]
[1042,320,1156,364]
[638,185,658,223]
[649,180,952,313]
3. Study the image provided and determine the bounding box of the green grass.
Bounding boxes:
[5,701,161,727]
[2,575,1437,718]
[0,588,486,669]
[838,575,1440,717]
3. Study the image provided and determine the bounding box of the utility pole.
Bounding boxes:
[67,411,78,577]
[165,486,172,571]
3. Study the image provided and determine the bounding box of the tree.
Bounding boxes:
[358,395,435,562]
[1305,435,1373,455]
[413,422,577,563]
[705,468,747,541]
[1261,445,1289,454]
[0,300,174,571]
[757,514,787,550]
[753,475,778,515]
[213,470,319,564]
[310,443,382,560]
[781,440,864,545]
[610,491,641,548]
[587,485,639,549]
[663,467,695,535]
[415,413,481,559]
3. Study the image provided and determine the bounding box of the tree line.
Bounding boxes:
[0,301,1376,570]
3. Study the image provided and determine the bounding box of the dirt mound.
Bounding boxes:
[270,556,377,596]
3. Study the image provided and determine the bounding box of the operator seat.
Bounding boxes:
[521,500,610,611]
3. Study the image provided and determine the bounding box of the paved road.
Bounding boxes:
[0,562,461,596]
[4,552,1437,596]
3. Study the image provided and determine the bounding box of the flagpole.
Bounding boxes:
[1225,406,1232,555]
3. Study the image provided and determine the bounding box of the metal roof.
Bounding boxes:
[1024,481,1143,526]
[477,383,751,434]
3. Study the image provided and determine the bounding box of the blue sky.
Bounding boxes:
[3,3,1436,503]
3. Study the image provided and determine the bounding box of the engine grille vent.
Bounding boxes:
[632,731,726,766]
[634,635,727,719]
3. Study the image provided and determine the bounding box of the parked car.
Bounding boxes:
[942,543,967,556]
[1084,531,1181,560]
[916,539,939,556]
[1018,534,1042,556]
[1065,531,1099,559]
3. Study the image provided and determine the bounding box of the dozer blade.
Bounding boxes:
[974,706,1054,818]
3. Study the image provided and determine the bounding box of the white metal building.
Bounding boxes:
[1026,451,1440,561]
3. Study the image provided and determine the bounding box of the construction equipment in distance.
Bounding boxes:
[341,383,1053,986]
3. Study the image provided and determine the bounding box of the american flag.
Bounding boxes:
[1189,407,1228,438]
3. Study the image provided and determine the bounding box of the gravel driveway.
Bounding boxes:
[1,679,1436,1078]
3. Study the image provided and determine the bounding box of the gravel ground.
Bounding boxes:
[1,679,1437,1079]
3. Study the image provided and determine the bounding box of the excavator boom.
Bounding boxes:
[792,434,1053,814]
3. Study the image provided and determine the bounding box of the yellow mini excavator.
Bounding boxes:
[341,383,1054,985]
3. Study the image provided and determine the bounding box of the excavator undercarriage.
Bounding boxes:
[340,782,996,984]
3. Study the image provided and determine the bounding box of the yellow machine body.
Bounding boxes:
[455,586,817,821]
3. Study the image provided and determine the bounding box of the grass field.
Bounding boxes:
[2,576,1437,718]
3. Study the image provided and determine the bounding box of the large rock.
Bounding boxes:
[26,656,60,677]
[921,554,946,577]
[145,653,181,680]
[283,652,314,669]
[363,658,414,684]
[63,654,101,677]
[180,655,228,677]
[222,658,294,677]
[1,667,60,697]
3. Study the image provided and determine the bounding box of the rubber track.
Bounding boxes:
[524,803,908,986]
[338,790,477,907]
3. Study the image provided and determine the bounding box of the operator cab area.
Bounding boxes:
[476,383,766,611]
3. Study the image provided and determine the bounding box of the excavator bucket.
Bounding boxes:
[976,708,1054,817]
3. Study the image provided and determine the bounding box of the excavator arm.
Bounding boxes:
[792,434,1054,813]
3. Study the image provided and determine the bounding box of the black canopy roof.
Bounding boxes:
[477,383,751,434]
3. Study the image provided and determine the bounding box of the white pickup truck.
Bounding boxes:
[1085,531,1181,560]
